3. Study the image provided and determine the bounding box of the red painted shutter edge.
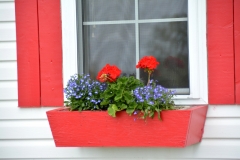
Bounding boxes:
[234,0,240,104]
[38,0,63,106]
[15,0,41,107]
[207,0,235,104]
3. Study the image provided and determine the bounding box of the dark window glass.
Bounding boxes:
[83,0,135,21]
[139,22,189,88]
[80,0,189,93]
[83,24,136,79]
[139,0,187,19]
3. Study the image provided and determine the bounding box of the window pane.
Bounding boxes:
[83,24,136,79]
[139,22,189,89]
[79,1,189,94]
[139,0,187,19]
[83,0,135,21]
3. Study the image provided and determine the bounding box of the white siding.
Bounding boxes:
[0,1,240,159]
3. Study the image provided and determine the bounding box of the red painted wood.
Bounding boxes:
[47,106,208,147]
[234,0,240,104]
[185,106,208,146]
[207,0,235,104]
[15,0,41,107]
[37,0,63,106]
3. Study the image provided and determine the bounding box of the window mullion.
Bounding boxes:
[76,0,84,74]
[135,0,140,79]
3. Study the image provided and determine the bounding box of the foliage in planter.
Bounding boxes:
[64,56,176,120]
[100,76,144,117]
[133,80,175,120]
[64,74,107,111]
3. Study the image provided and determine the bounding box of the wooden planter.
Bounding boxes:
[47,105,207,147]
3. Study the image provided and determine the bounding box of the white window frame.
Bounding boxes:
[61,0,208,105]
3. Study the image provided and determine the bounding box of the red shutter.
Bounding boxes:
[15,0,41,107]
[234,0,240,104]
[15,0,63,107]
[207,0,235,104]
[38,0,63,106]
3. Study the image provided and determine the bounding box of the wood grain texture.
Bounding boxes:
[234,0,240,104]
[47,106,208,147]
[185,106,207,146]
[38,0,63,106]
[15,0,40,107]
[207,0,235,104]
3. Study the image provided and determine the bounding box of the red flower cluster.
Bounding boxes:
[97,64,121,82]
[136,56,160,71]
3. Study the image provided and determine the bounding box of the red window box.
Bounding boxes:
[47,105,207,147]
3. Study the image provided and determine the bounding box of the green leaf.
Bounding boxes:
[126,108,135,115]
[107,107,116,117]
[123,93,133,104]
[111,104,119,111]
[114,92,122,101]
[107,104,120,117]
[149,111,154,118]
[105,92,114,99]
[155,108,162,120]
[100,99,109,105]
[71,104,79,111]
[120,104,127,110]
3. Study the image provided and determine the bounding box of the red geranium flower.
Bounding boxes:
[97,64,121,82]
[136,56,160,85]
[136,56,160,71]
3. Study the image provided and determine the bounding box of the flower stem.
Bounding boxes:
[147,71,151,85]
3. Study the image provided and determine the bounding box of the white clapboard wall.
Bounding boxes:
[0,0,240,159]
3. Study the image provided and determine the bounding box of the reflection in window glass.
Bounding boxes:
[139,0,187,19]
[83,24,136,79]
[139,22,189,88]
[83,0,135,21]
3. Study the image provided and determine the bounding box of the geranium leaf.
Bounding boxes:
[100,99,109,105]
[120,104,127,110]
[111,104,119,111]
[123,93,132,104]
[126,108,134,115]
[108,107,116,117]
[114,92,122,101]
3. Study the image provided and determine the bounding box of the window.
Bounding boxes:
[61,0,207,105]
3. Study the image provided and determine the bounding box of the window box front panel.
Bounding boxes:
[47,105,207,147]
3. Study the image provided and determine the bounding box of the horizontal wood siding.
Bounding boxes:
[0,106,239,139]
[0,0,17,103]
[0,105,240,159]
[0,0,239,159]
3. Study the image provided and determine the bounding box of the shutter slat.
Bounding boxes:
[15,0,41,107]
[207,0,235,104]
[234,0,240,104]
[38,0,63,106]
